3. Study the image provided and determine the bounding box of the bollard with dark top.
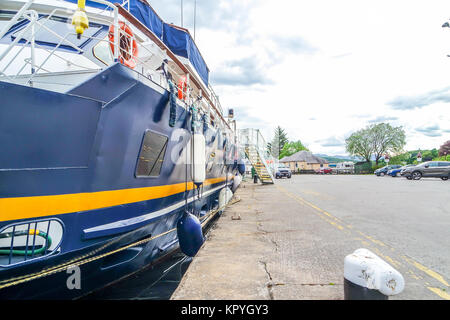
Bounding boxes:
[251,167,258,183]
[344,248,405,300]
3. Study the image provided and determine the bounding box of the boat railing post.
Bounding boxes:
[114,5,119,62]
[29,10,38,86]
[0,0,34,40]
[186,73,190,104]
[0,11,38,73]
[91,0,119,61]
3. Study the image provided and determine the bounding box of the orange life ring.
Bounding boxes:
[109,21,138,69]
[178,75,188,100]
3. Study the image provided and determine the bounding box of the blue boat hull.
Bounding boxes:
[0,63,237,299]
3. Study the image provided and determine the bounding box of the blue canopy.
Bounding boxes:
[64,0,209,85]
[162,23,209,86]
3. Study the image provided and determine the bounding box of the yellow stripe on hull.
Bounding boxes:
[0,176,231,222]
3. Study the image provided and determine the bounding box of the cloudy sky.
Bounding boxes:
[151,0,450,155]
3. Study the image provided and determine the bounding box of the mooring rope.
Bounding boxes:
[0,195,240,290]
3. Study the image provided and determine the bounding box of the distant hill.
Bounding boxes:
[313,154,361,163]
[313,149,442,165]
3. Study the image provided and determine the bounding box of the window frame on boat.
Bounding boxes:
[92,34,114,66]
[135,130,169,178]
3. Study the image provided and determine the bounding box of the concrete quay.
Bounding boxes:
[171,180,344,300]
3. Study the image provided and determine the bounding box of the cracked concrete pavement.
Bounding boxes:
[171,180,344,300]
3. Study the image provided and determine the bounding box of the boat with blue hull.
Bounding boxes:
[0,0,242,299]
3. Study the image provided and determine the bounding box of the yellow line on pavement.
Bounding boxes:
[402,256,449,287]
[279,186,346,231]
[277,185,345,225]
[356,231,386,247]
[371,247,402,269]
[276,183,450,299]
[427,287,450,300]
[407,270,421,281]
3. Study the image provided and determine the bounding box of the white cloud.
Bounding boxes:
[151,0,450,155]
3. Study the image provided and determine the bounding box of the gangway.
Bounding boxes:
[238,128,275,184]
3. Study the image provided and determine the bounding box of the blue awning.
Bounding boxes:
[64,0,209,85]
[162,23,209,86]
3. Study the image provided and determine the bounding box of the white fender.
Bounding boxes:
[218,187,233,210]
[232,174,242,192]
[192,133,206,184]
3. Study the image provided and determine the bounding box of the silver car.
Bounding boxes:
[401,161,450,180]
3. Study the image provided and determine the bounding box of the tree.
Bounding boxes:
[431,148,439,159]
[439,141,450,156]
[421,150,434,161]
[370,123,406,165]
[279,140,309,159]
[345,128,373,162]
[389,152,408,165]
[270,126,289,159]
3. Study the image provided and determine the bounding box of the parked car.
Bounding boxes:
[315,167,333,174]
[275,164,292,179]
[401,161,450,180]
[374,165,402,176]
[387,164,414,177]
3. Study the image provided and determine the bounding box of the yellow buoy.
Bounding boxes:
[72,0,89,39]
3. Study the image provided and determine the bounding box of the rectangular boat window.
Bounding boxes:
[93,35,114,66]
[136,131,168,177]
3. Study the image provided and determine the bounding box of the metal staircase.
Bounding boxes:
[244,145,274,184]
[239,128,275,184]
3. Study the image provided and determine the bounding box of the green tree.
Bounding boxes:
[345,128,373,162]
[389,152,410,165]
[431,148,439,158]
[279,140,309,159]
[346,123,406,165]
[421,150,434,161]
[408,150,421,164]
[270,126,289,159]
[369,123,406,165]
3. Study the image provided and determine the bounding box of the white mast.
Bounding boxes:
[194,0,196,40]
[181,0,183,27]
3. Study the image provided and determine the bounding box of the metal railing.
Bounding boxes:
[0,0,231,135]
[0,0,119,87]
[0,218,64,268]
[238,128,278,176]
[238,129,269,159]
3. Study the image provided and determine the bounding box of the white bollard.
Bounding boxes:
[344,248,405,300]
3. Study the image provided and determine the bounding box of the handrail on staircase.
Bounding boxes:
[243,143,274,184]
